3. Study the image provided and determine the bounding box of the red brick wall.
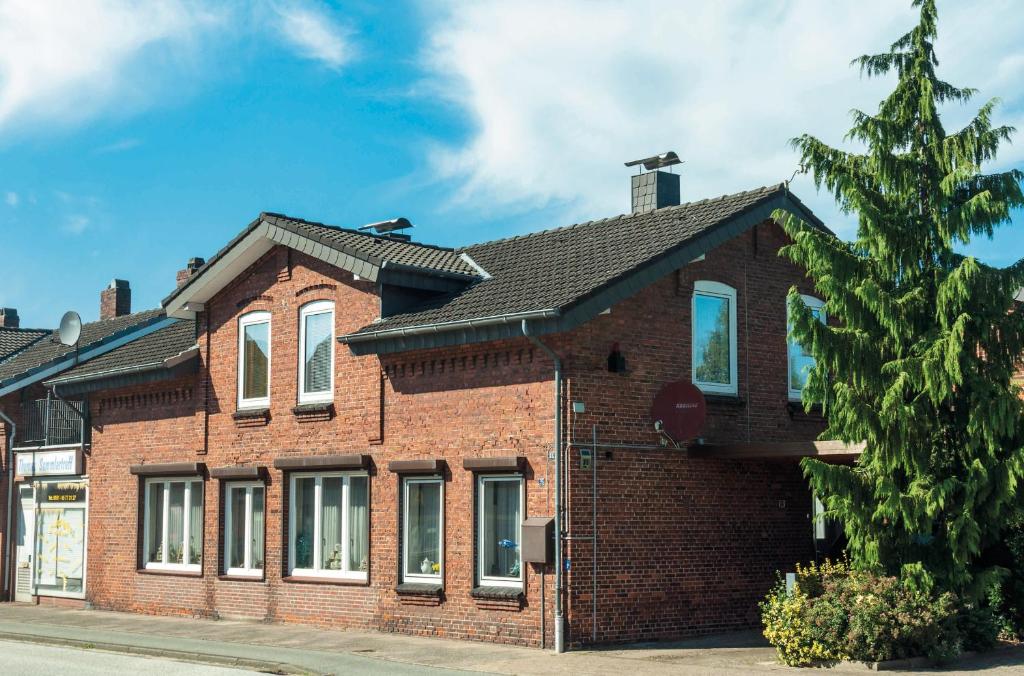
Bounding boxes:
[10,220,822,647]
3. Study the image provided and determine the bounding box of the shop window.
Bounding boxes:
[143,478,203,572]
[692,280,737,395]
[298,301,334,404]
[224,482,265,577]
[402,477,443,582]
[788,295,825,400]
[477,475,523,588]
[238,311,271,409]
[34,481,88,597]
[288,472,368,580]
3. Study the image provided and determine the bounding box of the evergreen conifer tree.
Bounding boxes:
[777,0,1024,595]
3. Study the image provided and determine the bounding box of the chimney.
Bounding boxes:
[100,279,131,320]
[625,151,682,214]
[176,257,206,288]
[0,308,20,328]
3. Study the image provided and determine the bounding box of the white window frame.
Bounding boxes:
[691,280,738,395]
[476,474,524,588]
[287,471,368,581]
[787,294,826,401]
[237,310,271,409]
[297,300,335,404]
[143,477,202,573]
[402,477,444,584]
[223,481,265,577]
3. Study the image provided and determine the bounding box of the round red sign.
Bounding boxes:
[650,381,707,443]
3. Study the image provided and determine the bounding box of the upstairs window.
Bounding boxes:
[238,311,271,409]
[788,295,825,400]
[298,301,334,404]
[692,281,737,395]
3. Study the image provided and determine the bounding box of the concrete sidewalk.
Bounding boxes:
[0,604,1022,674]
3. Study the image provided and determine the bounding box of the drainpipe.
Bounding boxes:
[521,320,565,653]
[0,407,15,598]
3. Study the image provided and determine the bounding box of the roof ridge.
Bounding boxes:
[459,183,784,251]
[262,212,461,254]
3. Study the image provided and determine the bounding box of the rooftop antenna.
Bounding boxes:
[57,310,82,347]
[624,151,683,174]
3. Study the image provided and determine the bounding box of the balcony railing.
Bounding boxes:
[14,398,86,448]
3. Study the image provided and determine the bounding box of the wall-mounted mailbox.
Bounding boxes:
[521,516,555,564]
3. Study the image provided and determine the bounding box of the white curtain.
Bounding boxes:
[484,480,520,578]
[407,481,440,576]
[229,487,246,569]
[147,483,164,563]
[349,477,368,572]
[168,483,185,564]
[293,478,315,569]
[252,487,265,570]
[189,482,202,565]
[321,477,342,570]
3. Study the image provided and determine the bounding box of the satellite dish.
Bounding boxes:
[58,311,82,347]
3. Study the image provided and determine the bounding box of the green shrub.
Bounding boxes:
[761,560,991,667]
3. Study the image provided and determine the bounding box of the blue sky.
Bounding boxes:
[2,0,1023,328]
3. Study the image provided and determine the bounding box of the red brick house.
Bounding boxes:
[0,170,852,649]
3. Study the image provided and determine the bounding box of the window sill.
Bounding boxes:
[396,582,443,597]
[137,568,202,578]
[292,402,334,421]
[703,394,745,407]
[218,574,265,582]
[233,407,269,420]
[471,585,523,600]
[282,575,369,587]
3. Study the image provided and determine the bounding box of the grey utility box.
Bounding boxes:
[521,516,555,564]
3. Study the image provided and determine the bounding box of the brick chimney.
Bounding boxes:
[176,257,206,288]
[0,308,19,328]
[100,279,131,320]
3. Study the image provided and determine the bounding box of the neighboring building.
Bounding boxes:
[0,170,853,647]
[0,309,48,364]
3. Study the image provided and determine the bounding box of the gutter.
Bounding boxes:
[521,319,566,653]
[339,309,560,345]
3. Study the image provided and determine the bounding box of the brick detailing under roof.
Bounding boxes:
[346,184,799,336]
[47,319,197,384]
[0,308,165,385]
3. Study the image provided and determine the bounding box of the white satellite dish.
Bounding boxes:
[58,311,82,347]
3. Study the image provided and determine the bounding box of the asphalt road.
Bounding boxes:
[0,640,262,676]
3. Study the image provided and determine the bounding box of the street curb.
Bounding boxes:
[0,630,321,675]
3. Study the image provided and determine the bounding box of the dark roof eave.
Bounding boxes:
[46,349,200,396]
[44,345,199,388]
[338,188,828,356]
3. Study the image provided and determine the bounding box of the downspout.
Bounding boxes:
[522,319,565,653]
[0,407,15,598]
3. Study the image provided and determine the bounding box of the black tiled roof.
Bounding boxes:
[0,328,49,363]
[261,214,476,276]
[47,319,196,384]
[0,308,165,385]
[346,184,799,336]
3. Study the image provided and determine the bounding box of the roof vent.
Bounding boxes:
[359,218,414,242]
[625,152,682,214]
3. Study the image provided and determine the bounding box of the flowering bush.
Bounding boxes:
[761,559,996,666]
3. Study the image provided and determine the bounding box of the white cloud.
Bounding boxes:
[4,191,17,206]
[422,1,1024,238]
[0,1,222,135]
[64,214,90,235]
[275,3,351,69]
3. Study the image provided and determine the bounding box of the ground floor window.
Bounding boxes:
[289,472,369,579]
[477,475,523,587]
[224,482,265,576]
[402,477,443,582]
[144,477,203,572]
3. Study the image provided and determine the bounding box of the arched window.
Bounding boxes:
[788,295,825,400]
[298,300,335,403]
[238,311,271,408]
[692,281,737,395]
